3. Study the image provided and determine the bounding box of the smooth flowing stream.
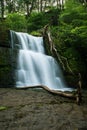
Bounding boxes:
[11,31,73,91]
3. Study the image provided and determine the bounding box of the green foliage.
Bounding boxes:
[64,0,85,12]
[30,31,42,36]
[27,12,46,32]
[63,47,85,72]
[60,11,80,24]
[51,0,87,85]
[5,13,27,31]
[27,8,60,32]
[60,2,87,54]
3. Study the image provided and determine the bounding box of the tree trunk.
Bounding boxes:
[56,0,59,9]
[30,0,34,15]
[59,0,61,9]
[1,0,4,19]
[43,0,47,12]
[26,4,29,17]
[61,0,64,10]
[40,0,43,12]
[37,0,40,12]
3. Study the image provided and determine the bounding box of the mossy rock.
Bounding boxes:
[0,22,10,47]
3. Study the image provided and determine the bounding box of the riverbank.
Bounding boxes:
[0,88,87,130]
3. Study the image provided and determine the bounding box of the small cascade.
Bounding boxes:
[11,31,73,91]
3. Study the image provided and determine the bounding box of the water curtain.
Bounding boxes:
[11,31,73,91]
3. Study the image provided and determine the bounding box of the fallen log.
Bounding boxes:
[17,85,76,99]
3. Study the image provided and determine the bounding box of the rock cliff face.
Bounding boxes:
[0,24,11,47]
[0,28,16,87]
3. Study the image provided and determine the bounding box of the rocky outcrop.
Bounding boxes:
[0,26,10,48]
[0,28,16,87]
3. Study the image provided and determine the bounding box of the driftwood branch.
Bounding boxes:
[19,85,76,99]
[19,82,83,104]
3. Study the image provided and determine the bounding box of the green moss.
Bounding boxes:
[0,106,8,111]
[30,31,42,36]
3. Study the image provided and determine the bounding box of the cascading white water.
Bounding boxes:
[11,31,73,91]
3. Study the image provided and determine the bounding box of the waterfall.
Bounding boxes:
[11,31,73,91]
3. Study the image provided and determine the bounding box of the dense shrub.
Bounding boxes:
[51,0,87,87]
[27,9,60,32]
[5,13,27,31]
